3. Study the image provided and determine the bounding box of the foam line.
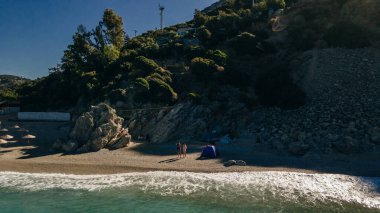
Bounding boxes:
[0,171,379,209]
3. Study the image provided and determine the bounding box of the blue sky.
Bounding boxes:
[0,0,218,79]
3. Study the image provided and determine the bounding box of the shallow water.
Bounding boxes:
[0,171,379,213]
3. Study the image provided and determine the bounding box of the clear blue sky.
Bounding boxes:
[0,0,218,79]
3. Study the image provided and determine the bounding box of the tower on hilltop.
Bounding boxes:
[159,4,165,30]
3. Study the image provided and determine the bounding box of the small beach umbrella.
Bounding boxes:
[13,124,20,129]
[1,135,14,140]
[0,128,8,132]
[0,139,7,148]
[22,134,36,144]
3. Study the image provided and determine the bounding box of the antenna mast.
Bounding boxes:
[159,4,165,30]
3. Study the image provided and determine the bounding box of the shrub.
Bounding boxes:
[206,49,228,66]
[190,57,223,81]
[194,10,209,27]
[130,56,162,78]
[197,27,212,44]
[146,76,178,103]
[0,88,18,101]
[133,78,150,103]
[229,32,258,55]
[148,72,172,84]
[134,56,160,71]
[255,66,306,109]
[184,45,206,60]
[324,21,370,49]
[267,0,286,10]
[206,11,242,43]
[107,89,126,104]
[288,26,318,51]
[135,77,150,90]
[254,0,286,11]
[187,92,202,104]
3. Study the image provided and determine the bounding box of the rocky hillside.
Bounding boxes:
[16,0,380,155]
[127,47,380,157]
[124,0,380,156]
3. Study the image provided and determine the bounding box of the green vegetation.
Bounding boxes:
[255,65,306,109]
[324,21,370,49]
[187,92,202,104]
[0,75,29,101]
[190,57,224,81]
[16,0,373,111]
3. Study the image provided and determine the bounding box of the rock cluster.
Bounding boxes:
[224,160,247,167]
[55,103,131,152]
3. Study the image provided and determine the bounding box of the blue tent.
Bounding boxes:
[201,145,217,158]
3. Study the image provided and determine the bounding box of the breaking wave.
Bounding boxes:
[0,171,379,209]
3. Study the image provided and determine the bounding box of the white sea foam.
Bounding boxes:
[0,171,379,209]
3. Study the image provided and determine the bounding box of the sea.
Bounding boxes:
[0,171,379,213]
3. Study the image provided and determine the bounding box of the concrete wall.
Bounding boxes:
[0,107,20,115]
[18,112,71,122]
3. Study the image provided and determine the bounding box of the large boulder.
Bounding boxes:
[64,103,131,152]
[69,112,94,143]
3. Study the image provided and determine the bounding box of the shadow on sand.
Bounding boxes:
[130,142,380,179]
[0,119,69,159]
[159,158,180,163]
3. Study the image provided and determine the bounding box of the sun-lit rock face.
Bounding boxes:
[56,103,131,152]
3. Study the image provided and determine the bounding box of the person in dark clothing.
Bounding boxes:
[176,142,182,159]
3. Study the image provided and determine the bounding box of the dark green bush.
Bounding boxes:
[0,88,18,101]
[206,11,242,43]
[229,32,258,55]
[107,89,126,104]
[146,76,178,103]
[324,21,370,49]
[255,66,306,109]
[133,77,150,102]
[130,56,163,78]
[134,56,160,72]
[184,45,206,60]
[288,26,318,51]
[197,27,212,44]
[135,77,150,90]
[206,49,228,66]
[190,57,223,81]
[187,92,202,104]
[194,10,209,27]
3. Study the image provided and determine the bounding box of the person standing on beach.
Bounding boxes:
[182,143,187,158]
[176,142,182,159]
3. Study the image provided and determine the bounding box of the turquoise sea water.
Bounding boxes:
[0,171,379,213]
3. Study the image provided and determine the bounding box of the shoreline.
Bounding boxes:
[0,160,324,176]
[0,141,379,177]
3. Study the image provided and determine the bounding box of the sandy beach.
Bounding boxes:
[0,140,379,176]
[0,117,378,176]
